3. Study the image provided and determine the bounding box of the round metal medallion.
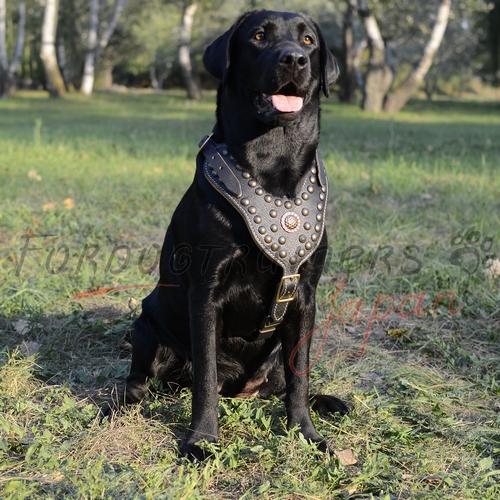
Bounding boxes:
[281,212,300,233]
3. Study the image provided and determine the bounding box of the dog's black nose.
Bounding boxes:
[279,49,308,69]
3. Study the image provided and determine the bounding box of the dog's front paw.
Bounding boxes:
[179,442,213,462]
[311,394,350,416]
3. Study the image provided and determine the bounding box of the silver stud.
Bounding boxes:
[302,208,309,216]
[256,188,264,196]
[305,242,312,250]
[275,199,283,207]
[259,226,266,234]
[302,193,309,201]
[311,167,317,175]
[316,214,323,222]
[271,243,279,251]
[311,234,318,242]
[248,206,257,214]
[289,257,297,265]
[315,224,321,232]
[299,235,307,243]
[298,249,306,257]
[278,236,286,245]
[279,250,287,258]
[254,216,262,224]
[304,222,312,230]
[270,210,278,218]
[242,172,251,179]
[320,193,326,201]
[317,203,324,211]
[265,195,272,203]
[285,201,292,209]
[241,198,250,206]
[264,236,272,244]
[307,186,314,194]
[271,225,278,232]
[294,198,302,206]
[310,176,317,184]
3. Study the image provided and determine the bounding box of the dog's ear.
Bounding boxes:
[312,20,339,98]
[203,29,233,84]
[203,11,257,85]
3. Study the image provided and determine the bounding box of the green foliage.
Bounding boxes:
[0,91,499,498]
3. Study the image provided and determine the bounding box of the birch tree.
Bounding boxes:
[358,0,393,112]
[8,0,26,92]
[179,1,201,100]
[81,0,131,96]
[383,0,451,113]
[358,0,452,113]
[0,0,24,97]
[40,0,66,97]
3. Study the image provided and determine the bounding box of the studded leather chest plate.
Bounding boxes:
[200,137,328,277]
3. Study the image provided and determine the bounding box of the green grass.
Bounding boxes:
[0,90,499,498]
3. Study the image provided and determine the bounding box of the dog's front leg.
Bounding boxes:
[180,289,220,461]
[281,301,329,452]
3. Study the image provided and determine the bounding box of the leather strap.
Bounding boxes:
[199,134,328,339]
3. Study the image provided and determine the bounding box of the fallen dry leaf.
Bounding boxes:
[14,319,30,335]
[386,328,409,338]
[28,169,42,181]
[336,448,357,466]
[63,197,75,210]
[42,201,58,211]
[19,341,41,357]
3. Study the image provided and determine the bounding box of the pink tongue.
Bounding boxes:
[271,94,304,112]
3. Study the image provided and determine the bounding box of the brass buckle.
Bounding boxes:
[275,274,300,304]
[259,316,281,337]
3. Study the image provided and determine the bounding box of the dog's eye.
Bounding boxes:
[254,32,266,41]
[304,35,314,45]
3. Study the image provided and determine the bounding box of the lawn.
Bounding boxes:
[0,90,499,499]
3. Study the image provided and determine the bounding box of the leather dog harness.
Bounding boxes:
[199,133,328,339]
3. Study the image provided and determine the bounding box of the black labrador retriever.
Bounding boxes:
[124,9,348,461]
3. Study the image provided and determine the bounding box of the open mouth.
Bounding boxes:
[253,83,304,115]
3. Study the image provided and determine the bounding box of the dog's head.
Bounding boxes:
[204,10,339,126]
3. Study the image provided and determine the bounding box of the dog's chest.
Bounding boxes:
[200,136,328,277]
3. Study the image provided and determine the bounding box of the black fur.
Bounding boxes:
[123,10,347,461]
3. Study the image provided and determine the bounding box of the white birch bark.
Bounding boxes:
[81,0,131,96]
[358,0,393,112]
[95,0,130,61]
[40,0,66,97]
[80,0,100,96]
[383,0,451,113]
[179,2,201,100]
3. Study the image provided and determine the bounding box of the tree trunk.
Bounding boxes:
[179,2,201,100]
[383,0,451,114]
[81,0,130,96]
[7,0,26,92]
[40,0,65,97]
[95,0,130,61]
[57,33,74,91]
[340,0,358,103]
[358,0,393,112]
[80,0,100,96]
[0,0,7,97]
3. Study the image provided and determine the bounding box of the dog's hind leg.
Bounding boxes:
[124,316,158,404]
